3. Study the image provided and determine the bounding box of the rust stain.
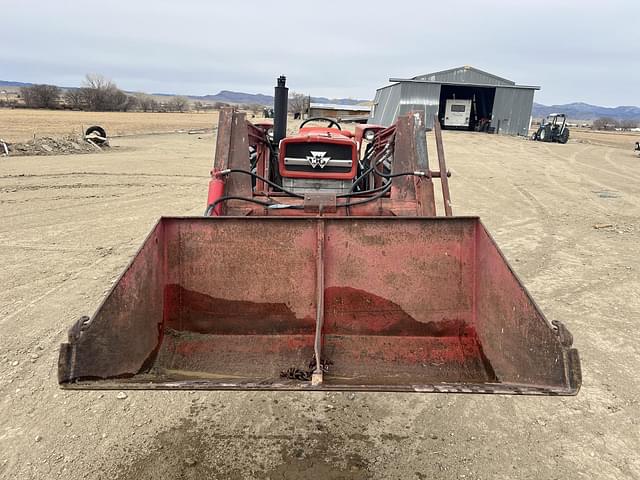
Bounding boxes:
[164,284,315,335]
[324,286,471,337]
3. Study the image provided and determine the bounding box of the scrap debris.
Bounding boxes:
[280,357,333,381]
[2,126,110,157]
[4,135,99,156]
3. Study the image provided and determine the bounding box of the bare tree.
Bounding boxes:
[136,93,159,112]
[102,86,136,111]
[80,74,116,111]
[0,90,17,108]
[64,89,84,109]
[120,92,139,112]
[288,92,308,115]
[167,96,190,112]
[79,74,136,111]
[83,74,108,89]
[592,117,618,130]
[620,119,638,130]
[20,84,61,109]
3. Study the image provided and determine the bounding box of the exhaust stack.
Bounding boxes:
[273,75,288,146]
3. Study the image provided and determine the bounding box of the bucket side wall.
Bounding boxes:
[473,221,567,388]
[60,220,166,381]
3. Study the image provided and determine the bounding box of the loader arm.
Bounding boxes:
[206,108,447,218]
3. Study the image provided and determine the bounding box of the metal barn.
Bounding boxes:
[368,66,540,135]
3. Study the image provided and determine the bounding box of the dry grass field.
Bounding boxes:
[0,111,639,479]
[0,109,220,142]
[2,108,638,152]
[570,128,639,150]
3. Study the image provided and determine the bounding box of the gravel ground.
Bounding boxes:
[0,130,638,479]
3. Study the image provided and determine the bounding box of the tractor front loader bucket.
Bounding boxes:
[59,216,581,394]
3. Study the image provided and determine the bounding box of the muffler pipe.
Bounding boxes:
[273,75,288,146]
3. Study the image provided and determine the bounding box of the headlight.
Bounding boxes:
[364,129,375,141]
[267,127,274,140]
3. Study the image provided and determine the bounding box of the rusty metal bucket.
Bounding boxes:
[58,216,580,394]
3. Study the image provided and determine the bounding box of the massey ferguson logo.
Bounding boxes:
[306,151,330,168]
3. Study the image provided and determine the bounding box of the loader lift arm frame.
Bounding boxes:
[207,108,452,218]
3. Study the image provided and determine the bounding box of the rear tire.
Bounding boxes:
[539,127,549,142]
[558,130,569,144]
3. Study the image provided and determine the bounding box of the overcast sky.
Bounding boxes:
[1,0,638,106]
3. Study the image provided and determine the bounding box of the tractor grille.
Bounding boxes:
[282,177,352,194]
[282,142,353,174]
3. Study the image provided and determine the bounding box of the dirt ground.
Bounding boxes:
[0,109,220,142]
[0,127,639,480]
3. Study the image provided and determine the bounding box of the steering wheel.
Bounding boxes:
[300,117,342,130]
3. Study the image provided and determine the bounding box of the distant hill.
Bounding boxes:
[182,90,368,107]
[1,79,367,106]
[310,96,365,106]
[533,102,640,121]
[0,80,33,88]
[192,90,276,105]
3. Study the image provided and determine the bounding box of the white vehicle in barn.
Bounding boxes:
[444,99,472,128]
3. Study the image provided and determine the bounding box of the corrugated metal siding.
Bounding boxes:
[397,82,441,129]
[414,67,515,87]
[491,88,535,136]
[368,84,401,126]
[369,89,382,122]
[369,83,440,128]
[368,88,384,124]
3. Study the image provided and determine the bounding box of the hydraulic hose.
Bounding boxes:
[338,181,393,208]
[205,196,303,216]
[337,182,391,198]
[216,168,304,198]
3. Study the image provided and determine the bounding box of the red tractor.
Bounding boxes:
[205,75,429,218]
[58,77,580,395]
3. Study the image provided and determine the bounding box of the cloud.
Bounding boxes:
[1,0,638,105]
